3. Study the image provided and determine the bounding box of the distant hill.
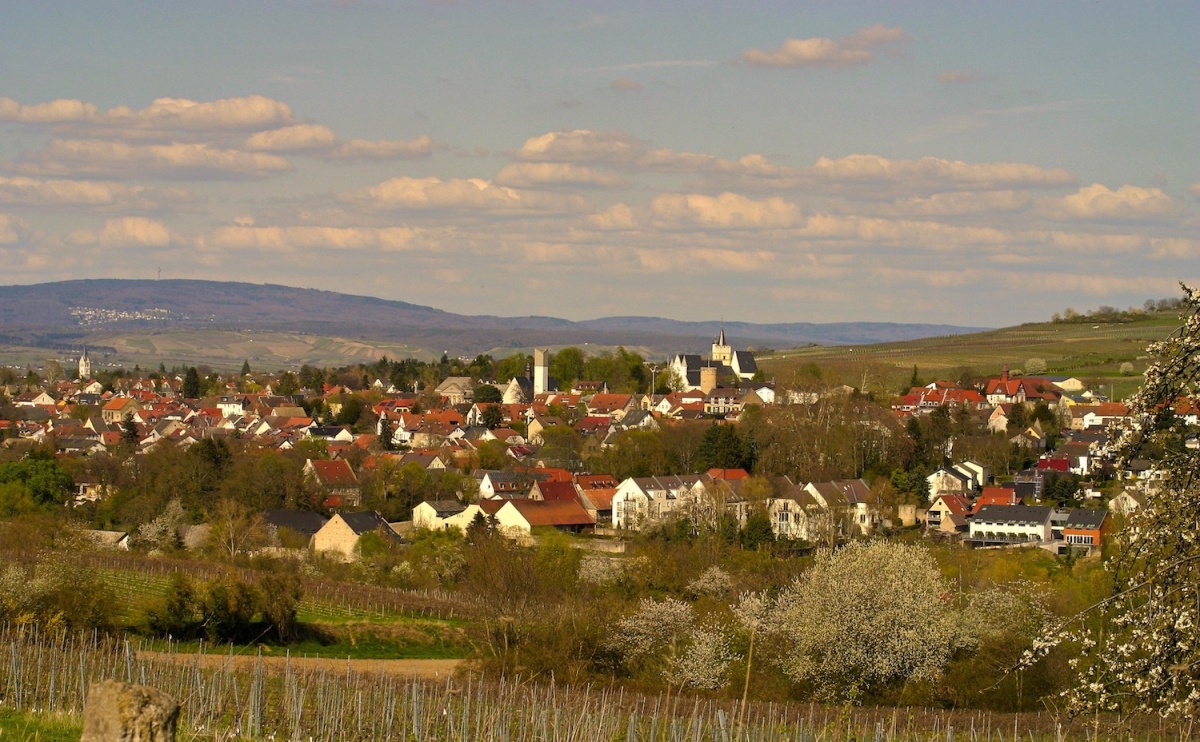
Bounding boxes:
[0,279,987,364]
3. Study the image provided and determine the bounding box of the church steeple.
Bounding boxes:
[78,346,92,380]
[711,324,732,365]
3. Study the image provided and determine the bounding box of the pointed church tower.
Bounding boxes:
[78,346,92,380]
[711,325,732,365]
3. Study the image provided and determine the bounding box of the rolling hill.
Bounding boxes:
[0,279,987,369]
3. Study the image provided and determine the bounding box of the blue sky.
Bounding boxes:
[1,1,1196,325]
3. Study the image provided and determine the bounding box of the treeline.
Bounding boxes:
[1051,297,1184,324]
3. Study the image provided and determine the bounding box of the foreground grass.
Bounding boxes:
[0,710,80,742]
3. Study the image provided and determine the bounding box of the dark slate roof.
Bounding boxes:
[972,504,1054,526]
[424,500,467,517]
[309,426,348,439]
[264,509,329,536]
[1065,508,1108,530]
[340,510,393,536]
[1013,481,1039,500]
[733,351,757,373]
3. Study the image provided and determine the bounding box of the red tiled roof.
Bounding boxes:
[707,468,750,481]
[575,474,618,489]
[534,481,580,502]
[506,499,595,527]
[308,459,359,487]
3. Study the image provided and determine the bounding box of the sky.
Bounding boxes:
[0,1,1197,327]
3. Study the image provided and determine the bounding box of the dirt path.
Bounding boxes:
[140,651,463,680]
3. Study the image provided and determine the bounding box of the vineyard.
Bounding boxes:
[0,626,1190,742]
[78,551,478,623]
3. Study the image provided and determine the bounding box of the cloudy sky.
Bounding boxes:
[1,1,1197,326]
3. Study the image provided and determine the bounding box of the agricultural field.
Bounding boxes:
[87,329,439,371]
[0,625,1188,742]
[759,313,1183,400]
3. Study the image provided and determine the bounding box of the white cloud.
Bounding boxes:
[0,176,193,210]
[514,129,645,163]
[1046,183,1176,220]
[808,154,1074,189]
[67,217,174,247]
[0,95,295,134]
[244,124,338,152]
[200,225,419,253]
[322,135,434,161]
[650,192,800,228]
[0,98,99,124]
[15,139,292,179]
[886,190,1032,217]
[0,214,26,244]
[739,24,907,68]
[343,176,588,214]
[586,203,639,230]
[494,162,626,188]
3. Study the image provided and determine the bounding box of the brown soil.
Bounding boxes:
[139,651,463,680]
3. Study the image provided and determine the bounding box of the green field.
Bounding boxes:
[759,314,1182,400]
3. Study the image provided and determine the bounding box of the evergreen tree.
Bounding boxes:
[240,359,251,376]
[182,367,201,399]
[122,411,139,447]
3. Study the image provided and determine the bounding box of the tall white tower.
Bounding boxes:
[78,346,92,379]
[533,348,549,395]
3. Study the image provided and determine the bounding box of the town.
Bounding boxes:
[0,326,1161,557]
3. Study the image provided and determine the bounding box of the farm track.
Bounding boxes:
[138,649,463,679]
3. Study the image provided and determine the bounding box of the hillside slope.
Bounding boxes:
[0,279,987,363]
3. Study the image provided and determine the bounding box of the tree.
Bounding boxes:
[609,597,733,692]
[697,424,754,471]
[206,498,269,558]
[1029,285,1200,721]
[766,541,962,703]
[258,571,302,642]
[122,411,140,447]
[1025,358,1047,375]
[474,383,503,403]
[182,367,201,399]
[480,405,504,430]
[550,347,586,390]
[240,359,252,376]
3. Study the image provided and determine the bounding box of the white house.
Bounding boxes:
[968,505,1054,544]
[767,476,831,543]
[611,475,705,530]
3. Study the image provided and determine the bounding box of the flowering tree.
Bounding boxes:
[766,541,962,702]
[1030,285,1200,720]
[609,597,733,691]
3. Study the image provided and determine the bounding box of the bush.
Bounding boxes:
[0,555,116,631]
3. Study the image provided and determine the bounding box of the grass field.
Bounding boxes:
[759,314,1182,400]
[0,711,80,742]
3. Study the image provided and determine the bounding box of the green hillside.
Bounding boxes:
[758,313,1183,400]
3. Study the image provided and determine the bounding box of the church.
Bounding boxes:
[668,328,757,393]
